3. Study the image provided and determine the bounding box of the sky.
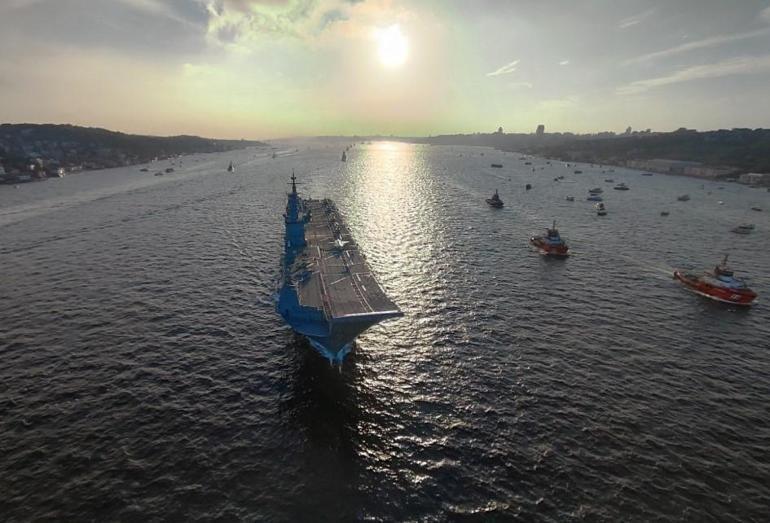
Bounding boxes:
[1,0,769,139]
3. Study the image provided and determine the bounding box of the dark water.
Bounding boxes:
[2,142,769,521]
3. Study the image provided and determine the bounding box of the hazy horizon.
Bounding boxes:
[2,0,770,140]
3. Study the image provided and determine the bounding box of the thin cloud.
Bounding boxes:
[618,9,655,29]
[559,60,569,66]
[486,59,519,77]
[116,0,199,26]
[508,81,532,89]
[617,55,770,95]
[624,27,770,65]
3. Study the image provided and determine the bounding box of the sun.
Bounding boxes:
[375,25,408,68]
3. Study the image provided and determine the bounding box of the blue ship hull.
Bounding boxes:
[276,174,402,364]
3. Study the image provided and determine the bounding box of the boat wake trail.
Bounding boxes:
[614,252,674,278]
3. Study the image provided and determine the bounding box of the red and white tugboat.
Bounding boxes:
[674,255,757,306]
[530,220,569,257]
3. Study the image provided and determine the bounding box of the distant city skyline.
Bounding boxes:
[1,0,770,140]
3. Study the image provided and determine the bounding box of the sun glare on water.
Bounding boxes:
[375,25,408,68]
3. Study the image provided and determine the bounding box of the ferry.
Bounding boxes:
[486,190,504,208]
[674,255,757,306]
[530,221,569,257]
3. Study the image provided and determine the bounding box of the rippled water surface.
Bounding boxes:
[2,142,770,521]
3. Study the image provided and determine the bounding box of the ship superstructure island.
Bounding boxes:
[276,173,403,363]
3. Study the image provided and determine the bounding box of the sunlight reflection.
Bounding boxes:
[342,142,455,364]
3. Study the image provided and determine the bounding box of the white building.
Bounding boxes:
[739,172,770,185]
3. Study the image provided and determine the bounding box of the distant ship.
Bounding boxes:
[731,223,754,235]
[276,173,403,364]
[227,161,235,172]
[486,189,504,208]
[530,221,569,257]
[596,202,607,216]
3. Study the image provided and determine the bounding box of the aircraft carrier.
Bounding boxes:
[276,173,403,363]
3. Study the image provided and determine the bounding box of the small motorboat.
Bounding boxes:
[486,190,504,208]
[587,195,603,202]
[660,211,670,216]
[530,220,569,257]
[227,161,235,172]
[677,194,691,201]
[154,171,164,176]
[732,224,754,234]
[524,161,532,165]
[674,255,757,306]
[641,172,654,176]
[604,178,614,183]
[613,183,630,191]
[341,151,347,162]
[165,167,174,173]
[566,196,575,201]
[751,206,762,212]
[525,184,532,191]
[574,170,583,174]
[588,187,603,194]
[491,163,503,168]
[595,203,607,216]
